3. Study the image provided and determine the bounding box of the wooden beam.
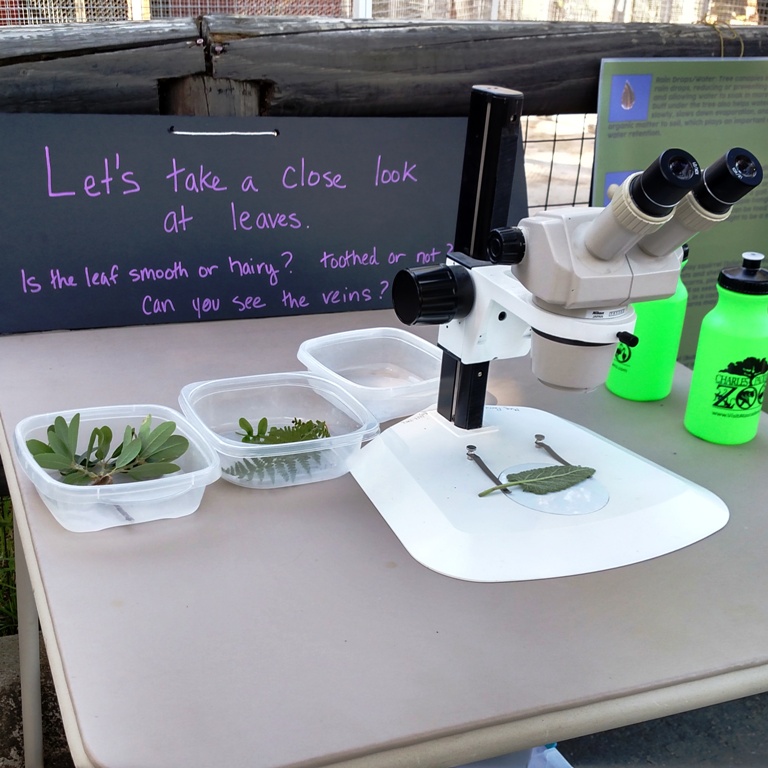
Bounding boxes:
[203,18,768,116]
[0,19,202,60]
[0,18,766,116]
[0,20,204,114]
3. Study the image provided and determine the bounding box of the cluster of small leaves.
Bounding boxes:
[236,416,331,445]
[225,416,331,484]
[478,465,595,497]
[26,413,190,486]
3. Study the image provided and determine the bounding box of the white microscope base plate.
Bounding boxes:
[350,407,728,582]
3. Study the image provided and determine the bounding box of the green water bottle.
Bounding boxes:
[684,251,768,445]
[606,251,689,401]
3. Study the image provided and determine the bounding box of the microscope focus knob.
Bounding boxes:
[392,264,474,325]
[487,227,526,264]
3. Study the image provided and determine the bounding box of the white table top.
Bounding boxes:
[3,309,768,768]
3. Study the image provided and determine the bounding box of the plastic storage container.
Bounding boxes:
[179,372,379,488]
[297,327,441,422]
[14,404,221,533]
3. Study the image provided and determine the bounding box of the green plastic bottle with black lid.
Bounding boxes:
[683,251,768,445]
[606,249,689,401]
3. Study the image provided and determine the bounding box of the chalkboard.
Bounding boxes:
[0,113,526,334]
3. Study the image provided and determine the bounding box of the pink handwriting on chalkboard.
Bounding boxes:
[416,247,441,264]
[84,265,119,287]
[129,262,190,282]
[45,148,141,198]
[142,295,176,316]
[20,269,41,294]
[192,296,219,318]
[227,256,280,286]
[232,295,267,312]
[241,176,259,193]
[230,203,302,231]
[320,248,380,269]
[198,264,220,279]
[282,291,309,308]
[164,205,194,233]
[374,155,417,186]
[321,288,373,305]
[49,269,77,289]
[166,159,228,193]
[281,159,346,189]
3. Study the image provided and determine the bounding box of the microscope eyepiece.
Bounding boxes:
[628,148,701,217]
[694,147,763,214]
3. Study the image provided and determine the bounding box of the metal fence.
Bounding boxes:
[524,114,595,212]
[0,0,763,26]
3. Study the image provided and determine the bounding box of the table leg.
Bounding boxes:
[14,514,44,768]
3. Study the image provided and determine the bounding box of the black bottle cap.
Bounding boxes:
[717,252,768,295]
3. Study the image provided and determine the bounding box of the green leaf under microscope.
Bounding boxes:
[478,464,596,497]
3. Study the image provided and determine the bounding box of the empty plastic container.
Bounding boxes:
[297,327,441,422]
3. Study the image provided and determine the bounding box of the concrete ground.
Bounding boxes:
[0,635,71,768]
[558,694,768,767]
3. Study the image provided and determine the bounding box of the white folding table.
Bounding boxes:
[3,309,768,768]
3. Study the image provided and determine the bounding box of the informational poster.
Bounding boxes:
[593,58,768,366]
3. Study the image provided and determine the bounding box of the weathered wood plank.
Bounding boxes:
[159,74,262,116]
[0,41,205,113]
[0,20,204,113]
[0,19,201,62]
[0,17,766,116]
[203,18,768,115]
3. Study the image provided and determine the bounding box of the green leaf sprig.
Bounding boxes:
[236,416,330,445]
[26,413,189,486]
[224,416,332,484]
[478,464,595,497]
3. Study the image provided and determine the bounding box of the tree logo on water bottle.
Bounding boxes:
[712,357,768,413]
[614,342,632,364]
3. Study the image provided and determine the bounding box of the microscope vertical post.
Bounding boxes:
[438,86,524,429]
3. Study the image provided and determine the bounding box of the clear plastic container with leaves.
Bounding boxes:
[14,404,220,532]
[179,372,379,489]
